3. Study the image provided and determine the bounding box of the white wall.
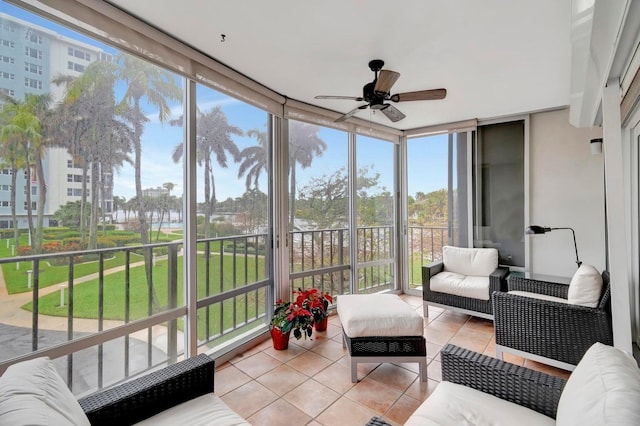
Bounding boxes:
[529,108,605,278]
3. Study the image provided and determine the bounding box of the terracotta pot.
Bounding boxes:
[314,316,328,332]
[270,327,290,350]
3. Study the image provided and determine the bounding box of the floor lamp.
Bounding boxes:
[525,225,582,268]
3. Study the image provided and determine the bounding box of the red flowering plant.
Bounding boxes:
[296,288,333,324]
[271,297,314,340]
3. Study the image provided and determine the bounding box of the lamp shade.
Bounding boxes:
[525,225,551,235]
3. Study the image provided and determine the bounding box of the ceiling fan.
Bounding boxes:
[315,59,447,123]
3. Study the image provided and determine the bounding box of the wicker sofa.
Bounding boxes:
[493,268,612,370]
[0,353,250,426]
[422,245,509,319]
[404,342,640,425]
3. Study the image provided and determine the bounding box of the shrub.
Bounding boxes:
[96,237,117,249]
[109,234,139,247]
[41,241,62,253]
[17,246,32,256]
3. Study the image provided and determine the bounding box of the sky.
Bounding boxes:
[1,1,449,204]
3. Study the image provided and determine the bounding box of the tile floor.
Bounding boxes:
[217,295,571,426]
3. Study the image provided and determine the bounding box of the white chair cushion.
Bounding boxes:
[431,272,490,300]
[567,264,602,307]
[135,394,250,426]
[442,245,498,277]
[337,294,424,337]
[0,357,90,426]
[556,342,640,426]
[508,290,570,304]
[405,381,555,426]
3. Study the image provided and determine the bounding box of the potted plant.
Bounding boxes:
[297,288,333,332]
[270,296,314,350]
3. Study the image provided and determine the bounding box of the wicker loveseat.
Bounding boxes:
[422,245,509,319]
[404,342,640,425]
[0,354,249,426]
[493,268,612,370]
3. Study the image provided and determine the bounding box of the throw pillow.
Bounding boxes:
[0,357,90,426]
[567,264,602,307]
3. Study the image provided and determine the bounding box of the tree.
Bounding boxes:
[163,182,175,224]
[172,106,241,238]
[54,200,92,229]
[0,92,51,252]
[288,122,327,229]
[238,128,267,191]
[117,53,182,311]
[0,93,29,247]
[53,60,132,249]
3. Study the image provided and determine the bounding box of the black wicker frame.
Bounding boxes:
[78,354,215,425]
[440,344,566,419]
[422,261,509,319]
[493,271,612,369]
[343,331,427,383]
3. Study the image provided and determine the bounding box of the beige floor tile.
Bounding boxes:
[263,341,307,362]
[256,364,309,396]
[283,379,340,417]
[315,397,380,426]
[247,398,312,426]
[344,377,403,413]
[312,362,357,394]
[385,394,423,424]
[404,377,440,402]
[287,350,333,376]
[220,381,278,419]
[310,338,348,361]
[213,364,252,396]
[367,363,418,392]
[233,351,283,378]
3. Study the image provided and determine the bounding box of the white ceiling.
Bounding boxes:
[106,0,572,131]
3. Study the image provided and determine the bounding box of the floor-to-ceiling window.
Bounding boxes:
[355,134,398,293]
[288,120,349,298]
[405,131,470,290]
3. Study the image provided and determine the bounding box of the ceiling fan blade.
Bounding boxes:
[390,88,447,102]
[374,70,401,94]
[315,95,364,101]
[335,104,368,122]
[380,104,406,122]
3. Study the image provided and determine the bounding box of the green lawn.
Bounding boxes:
[23,253,268,340]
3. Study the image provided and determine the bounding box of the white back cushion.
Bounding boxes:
[556,342,640,426]
[0,357,90,426]
[442,246,498,277]
[135,394,250,426]
[567,264,602,308]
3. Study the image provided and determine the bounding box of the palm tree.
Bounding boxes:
[0,92,51,252]
[117,53,181,246]
[290,122,328,229]
[238,128,268,191]
[172,106,241,237]
[52,60,132,249]
[117,53,181,311]
[163,182,175,224]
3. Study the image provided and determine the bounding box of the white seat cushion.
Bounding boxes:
[556,342,640,425]
[405,381,555,426]
[430,272,490,300]
[509,290,570,304]
[337,294,423,337]
[0,357,91,426]
[567,264,602,307]
[135,394,250,426]
[442,245,498,277]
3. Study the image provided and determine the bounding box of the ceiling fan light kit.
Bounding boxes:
[315,59,446,123]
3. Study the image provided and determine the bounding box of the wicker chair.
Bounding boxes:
[422,246,509,319]
[493,271,613,370]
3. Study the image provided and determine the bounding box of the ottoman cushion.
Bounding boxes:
[337,294,423,337]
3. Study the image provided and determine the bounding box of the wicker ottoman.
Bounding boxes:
[337,294,427,383]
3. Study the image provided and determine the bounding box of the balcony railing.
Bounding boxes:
[0,225,445,396]
[0,234,269,396]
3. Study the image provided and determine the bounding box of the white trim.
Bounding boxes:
[495,344,575,372]
[603,78,634,352]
